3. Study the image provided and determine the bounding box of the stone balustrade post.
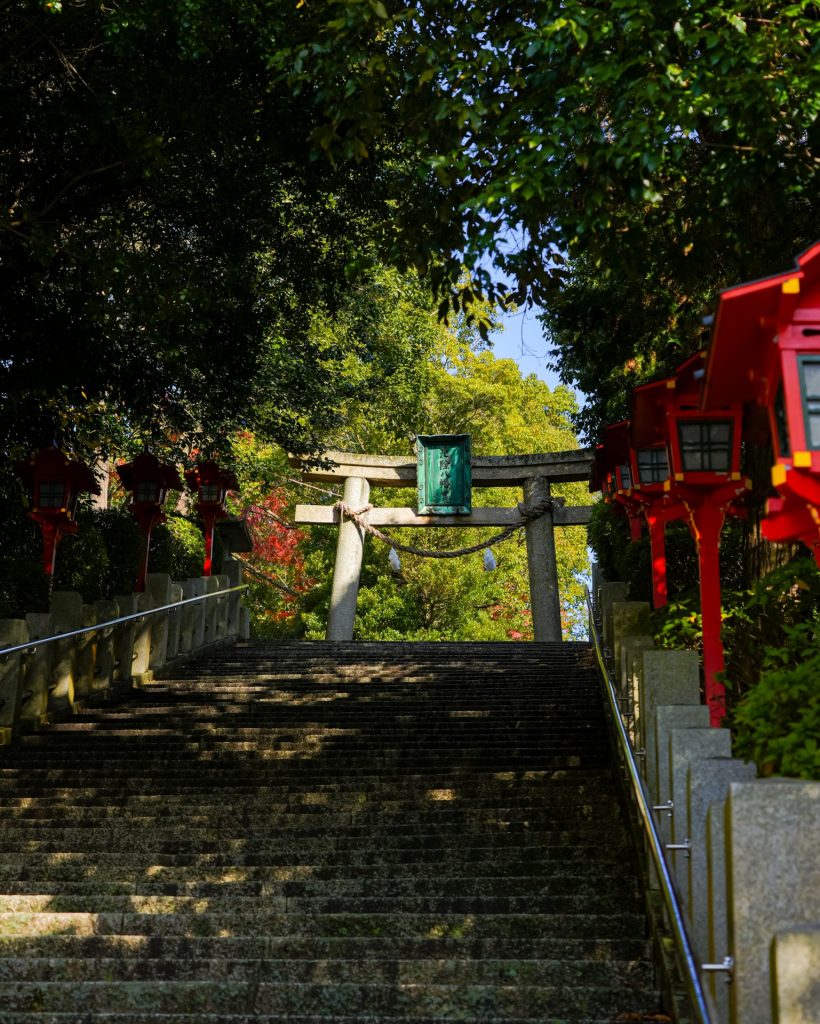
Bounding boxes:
[113,595,138,686]
[178,582,195,654]
[166,584,183,660]
[146,573,172,674]
[0,620,28,744]
[726,780,820,1024]
[686,757,756,975]
[214,573,230,639]
[187,578,207,650]
[667,727,732,906]
[223,559,243,636]
[706,799,732,1024]
[203,576,220,646]
[641,649,700,789]
[239,605,251,641]
[621,636,654,744]
[597,582,628,656]
[772,927,820,1023]
[22,613,52,728]
[653,705,709,845]
[611,601,651,676]
[48,591,83,715]
[132,592,153,685]
[73,604,97,701]
[93,599,119,693]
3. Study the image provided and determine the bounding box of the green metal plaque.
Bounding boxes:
[416,435,472,514]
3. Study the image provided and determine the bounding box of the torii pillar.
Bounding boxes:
[326,476,370,641]
[523,476,562,642]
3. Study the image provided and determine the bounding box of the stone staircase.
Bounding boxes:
[0,640,661,1023]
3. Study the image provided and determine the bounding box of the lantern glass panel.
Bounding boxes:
[798,356,820,450]
[618,463,632,490]
[200,483,220,503]
[135,481,160,503]
[678,420,733,473]
[774,381,790,457]
[636,447,669,485]
[38,481,65,508]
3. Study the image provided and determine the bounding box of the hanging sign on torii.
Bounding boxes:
[289,442,594,642]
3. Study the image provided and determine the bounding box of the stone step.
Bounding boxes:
[0,955,653,988]
[0,910,647,939]
[0,979,659,1017]
[0,1015,624,1024]
[0,933,651,963]
[0,891,639,916]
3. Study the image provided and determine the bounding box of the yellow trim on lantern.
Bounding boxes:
[771,463,788,487]
[665,380,676,389]
[674,473,684,482]
[782,277,801,295]
[793,450,812,468]
[663,480,671,492]
[730,472,741,481]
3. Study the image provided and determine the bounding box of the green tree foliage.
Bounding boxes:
[276,2,820,437]
[0,0,439,462]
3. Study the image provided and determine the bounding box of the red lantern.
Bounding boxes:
[116,453,184,592]
[15,447,100,576]
[703,240,820,562]
[183,461,239,576]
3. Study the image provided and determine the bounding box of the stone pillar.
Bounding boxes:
[239,606,251,641]
[73,604,97,701]
[327,476,370,642]
[184,578,206,651]
[223,559,243,636]
[687,758,756,968]
[668,727,732,906]
[707,800,732,1024]
[49,591,83,715]
[146,573,172,674]
[772,927,820,1024]
[132,592,153,684]
[113,594,138,686]
[726,780,820,1024]
[523,476,562,642]
[641,649,700,785]
[203,575,220,646]
[93,599,119,692]
[0,620,27,743]
[22,613,53,728]
[611,601,651,673]
[621,636,655,744]
[214,573,230,639]
[165,584,183,659]
[653,705,710,844]
[598,581,629,654]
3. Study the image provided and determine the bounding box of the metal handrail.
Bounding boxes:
[0,584,248,660]
[585,587,715,1024]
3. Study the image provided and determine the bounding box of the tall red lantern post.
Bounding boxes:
[15,447,100,576]
[629,382,688,611]
[116,454,184,592]
[638,353,748,725]
[183,461,239,576]
[703,241,820,562]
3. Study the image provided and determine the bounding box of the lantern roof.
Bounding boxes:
[703,241,820,410]
[589,421,630,492]
[630,352,709,447]
[15,447,100,497]
[117,453,184,494]
[183,459,239,494]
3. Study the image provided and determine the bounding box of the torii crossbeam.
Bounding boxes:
[289,449,594,642]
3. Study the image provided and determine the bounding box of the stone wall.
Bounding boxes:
[0,560,248,742]
[596,578,820,1024]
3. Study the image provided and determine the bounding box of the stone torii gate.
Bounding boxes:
[290,447,594,642]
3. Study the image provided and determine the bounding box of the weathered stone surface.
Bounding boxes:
[611,602,651,672]
[686,758,756,967]
[621,636,654,745]
[524,476,561,643]
[223,560,244,636]
[166,585,183,659]
[642,649,701,791]
[668,729,732,907]
[132,592,153,684]
[707,799,731,1024]
[327,476,370,642]
[214,574,230,640]
[202,575,221,647]
[92,599,119,692]
[652,705,709,840]
[598,582,628,655]
[146,574,172,672]
[48,591,83,714]
[113,595,138,684]
[772,926,820,1024]
[184,578,206,651]
[20,613,52,727]
[0,620,27,740]
[727,780,820,1024]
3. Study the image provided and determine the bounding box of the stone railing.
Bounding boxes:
[596,579,820,1024]
[0,560,249,745]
